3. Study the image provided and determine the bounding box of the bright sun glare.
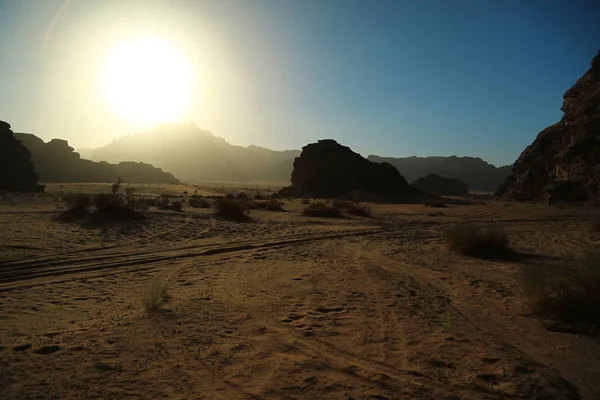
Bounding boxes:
[100,38,193,125]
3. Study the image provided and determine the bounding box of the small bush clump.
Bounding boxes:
[141,276,170,313]
[63,193,93,209]
[525,252,600,324]
[303,201,343,218]
[248,199,284,211]
[346,203,371,217]
[214,198,249,220]
[189,196,212,208]
[445,223,512,259]
[424,198,447,208]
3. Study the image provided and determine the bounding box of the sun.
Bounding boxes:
[100,38,194,125]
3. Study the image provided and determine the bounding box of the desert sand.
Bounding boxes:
[1,184,599,399]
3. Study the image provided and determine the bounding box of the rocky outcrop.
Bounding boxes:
[280,139,423,201]
[0,121,43,192]
[412,174,469,196]
[496,50,600,202]
[14,132,179,184]
[368,155,511,192]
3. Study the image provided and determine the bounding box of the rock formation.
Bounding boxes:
[0,121,43,192]
[496,50,600,202]
[280,139,423,201]
[14,132,179,184]
[368,155,511,192]
[412,174,469,196]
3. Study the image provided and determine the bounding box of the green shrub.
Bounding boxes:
[303,201,343,218]
[445,223,512,259]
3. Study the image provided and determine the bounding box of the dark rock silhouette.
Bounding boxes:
[80,123,300,183]
[496,50,600,202]
[14,132,179,184]
[280,139,423,201]
[368,155,511,192]
[412,174,469,196]
[0,121,42,192]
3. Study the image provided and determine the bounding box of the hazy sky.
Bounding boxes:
[1,0,599,166]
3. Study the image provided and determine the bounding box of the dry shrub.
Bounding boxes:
[590,217,600,232]
[303,201,343,218]
[332,200,354,209]
[94,193,126,210]
[189,196,212,208]
[425,198,447,208]
[525,252,600,324]
[214,198,249,220]
[141,276,170,312]
[346,203,371,217]
[63,193,93,209]
[249,199,284,211]
[169,200,183,212]
[302,198,311,205]
[445,223,512,259]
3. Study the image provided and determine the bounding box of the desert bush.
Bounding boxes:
[332,200,354,209]
[189,196,212,208]
[445,223,512,259]
[214,198,249,220]
[346,203,371,217]
[302,198,311,205]
[525,252,600,324]
[141,276,170,312]
[169,200,183,212]
[94,193,126,210]
[248,199,284,211]
[63,193,93,209]
[424,198,447,208]
[303,201,343,218]
[590,217,600,232]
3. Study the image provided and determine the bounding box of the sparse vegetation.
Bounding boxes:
[141,276,170,313]
[189,196,212,208]
[333,200,371,217]
[248,199,284,211]
[303,201,343,218]
[525,252,600,324]
[214,198,250,220]
[424,197,447,208]
[63,193,93,209]
[445,223,512,259]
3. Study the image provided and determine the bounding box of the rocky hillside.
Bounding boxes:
[0,121,42,192]
[496,50,600,202]
[82,124,300,183]
[280,139,424,201]
[412,174,469,196]
[15,133,179,184]
[368,155,511,192]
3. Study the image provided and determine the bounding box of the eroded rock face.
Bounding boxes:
[496,50,600,202]
[412,174,469,196]
[282,139,422,201]
[0,121,42,192]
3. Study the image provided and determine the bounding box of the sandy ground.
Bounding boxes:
[1,186,599,399]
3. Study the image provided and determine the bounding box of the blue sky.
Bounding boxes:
[1,0,598,166]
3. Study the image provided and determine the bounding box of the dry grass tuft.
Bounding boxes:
[424,198,447,208]
[303,201,343,218]
[524,252,600,324]
[189,196,212,208]
[248,199,285,211]
[214,198,250,220]
[141,276,170,313]
[445,223,512,259]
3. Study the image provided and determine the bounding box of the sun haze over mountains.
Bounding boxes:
[1,0,599,167]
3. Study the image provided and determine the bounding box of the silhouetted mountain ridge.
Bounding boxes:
[81,124,300,183]
[14,132,179,184]
[367,155,512,192]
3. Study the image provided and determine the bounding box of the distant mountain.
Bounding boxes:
[15,133,179,184]
[81,123,300,184]
[367,155,512,192]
